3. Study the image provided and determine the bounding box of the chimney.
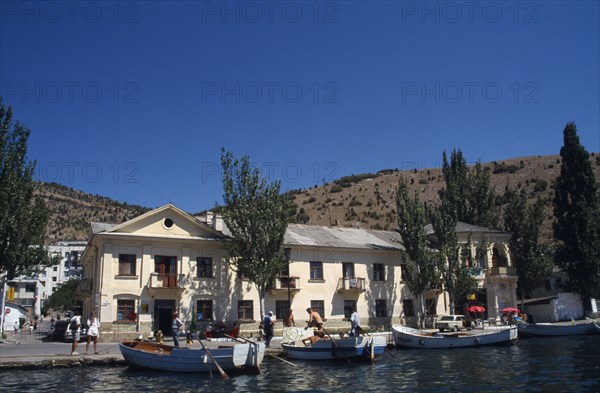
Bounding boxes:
[205,211,214,225]
[212,213,223,231]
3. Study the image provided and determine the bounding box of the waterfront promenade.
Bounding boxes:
[0,332,284,370]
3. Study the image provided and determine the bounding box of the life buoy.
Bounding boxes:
[419,339,425,346]
[474,338,480,346]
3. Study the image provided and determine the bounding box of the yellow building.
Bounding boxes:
[80,204,516,340]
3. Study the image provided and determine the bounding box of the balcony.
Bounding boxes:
[468,267,486,278]
[79,278,93,292]
[148,273,185,291]
[489,266,517,276]
[269,276,301,295]
[337,277,366,293]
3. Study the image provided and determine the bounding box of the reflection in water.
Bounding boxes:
[2,335,599,392]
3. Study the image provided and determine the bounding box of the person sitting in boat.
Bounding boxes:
[302,335,322,347]
[156,330,164,344]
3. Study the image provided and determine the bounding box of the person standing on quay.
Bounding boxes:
[263,311,275,347]
[171,312,183,347]
[349,307,361,337]
[69,312,82,355]
[284,309,295,327]
[85,311,101,355]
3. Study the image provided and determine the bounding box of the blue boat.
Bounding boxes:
[119,340,264,373]
[281,335,387,361]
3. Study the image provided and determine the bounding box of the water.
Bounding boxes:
[3,336,599,393]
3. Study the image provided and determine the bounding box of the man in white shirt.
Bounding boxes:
[349,307,361,337]
[69,313,82,355]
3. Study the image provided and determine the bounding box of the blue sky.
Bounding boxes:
[1,1,599,213]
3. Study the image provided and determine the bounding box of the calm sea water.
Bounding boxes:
[2,335,599,393]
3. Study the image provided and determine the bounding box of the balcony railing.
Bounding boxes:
[489,266,517,276]
[148,273,184,289]
[269,276,301,295]
[337,277,366,292]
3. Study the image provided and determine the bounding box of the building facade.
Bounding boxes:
[80,204,517,340]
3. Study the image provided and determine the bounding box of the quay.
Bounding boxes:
[0,337,285,371]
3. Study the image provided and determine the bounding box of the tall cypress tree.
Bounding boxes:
[0,100,51,280]
[553,122,600,300]
[504,188,552,303]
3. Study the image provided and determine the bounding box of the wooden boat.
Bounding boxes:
[281,335,387,360]
[392,325,518,349]
[517,319,600,337]
[119,340,264,373]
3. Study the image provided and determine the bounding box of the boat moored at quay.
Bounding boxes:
[392,325,518,349]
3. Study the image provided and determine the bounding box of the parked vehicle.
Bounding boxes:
[47,320,87,342]
[435,315,467,332]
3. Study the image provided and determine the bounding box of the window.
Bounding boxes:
[25,283,36,293]
[196,300,213,321]
[403,299,415,317]
[52,277,57,282]
[343,300,356,319]
[373,263,385,281]
[238,300,253,320]
[276,300,289,320]
[376,299,387,317]
[118,254,136,276]
[311,300,324,319]
[197,257,213,278]
[342,262,355,278]
[117,299,136,322]
[310,261,323,280]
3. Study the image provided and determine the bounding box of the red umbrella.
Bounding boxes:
[501,307,520,314]
[467,305,486,313]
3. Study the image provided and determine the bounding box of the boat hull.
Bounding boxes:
[392,325,518,349]
[119,340,264,373]
[282,335,387,360]
[517,321,600,337]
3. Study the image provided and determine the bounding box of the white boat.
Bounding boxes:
[517,319,600,337]
[392,325,518,349]
[119,340,264,373]
[282,335,387,360]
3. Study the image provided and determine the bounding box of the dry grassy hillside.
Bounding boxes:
[287,154,600,244]
[36,182,150,243]
[37,154,600,245]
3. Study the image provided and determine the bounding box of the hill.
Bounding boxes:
[36,182,150,243]
[286,154,600,244]
[37,154,600,245]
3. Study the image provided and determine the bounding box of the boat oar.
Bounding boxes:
[197,338,229,380]
[266,352,298,366]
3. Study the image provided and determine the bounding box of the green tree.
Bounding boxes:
[440,149,498,228]
[504,188,553,304]
[0,100,51,280]
[430,198,478,314]
[395,178,442,326]
[220,148,290,318]
[44,279,79,312]
[553,122,600,300]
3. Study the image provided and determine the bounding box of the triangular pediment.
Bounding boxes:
[105,204,224,239]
